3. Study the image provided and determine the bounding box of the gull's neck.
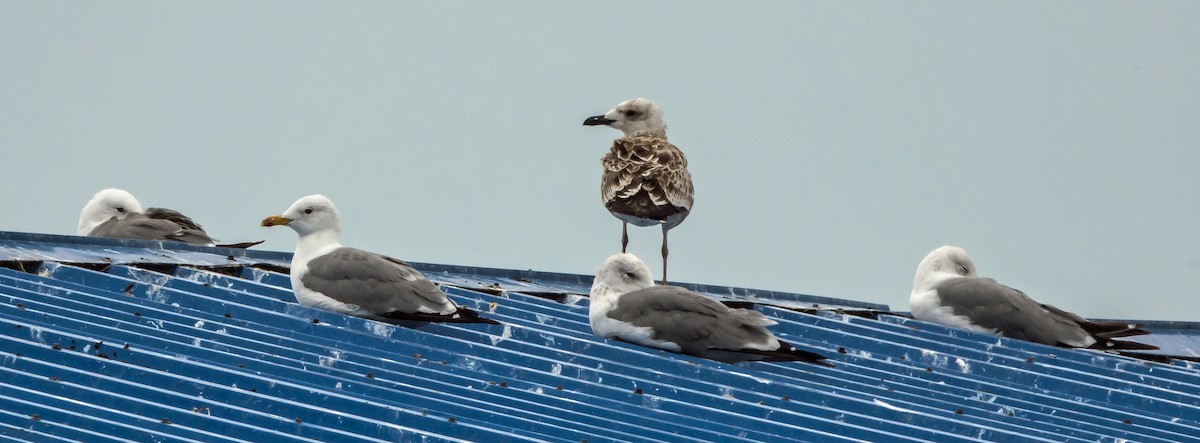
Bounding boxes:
[624,127,668,139]
[590,276,654,306]
[293,229,343,266]
[77,208,123,236]
[588,282,625,332]
[913,269,959,293]
[77,217,100,236]
[590,283,623,306]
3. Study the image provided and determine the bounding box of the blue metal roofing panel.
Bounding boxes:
[1,232,1199,442]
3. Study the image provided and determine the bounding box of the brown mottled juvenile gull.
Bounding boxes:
[584,98,693,284]
[589,253,832,366]
[261,194,499,325]
[910,245,1156,350]
[77,188,262,248]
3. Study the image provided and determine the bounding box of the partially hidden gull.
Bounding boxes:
[78,188,263,248]
[910,245,1157,350]
[589,253,832,366]
[584,98,693,284]
[261,194,499,325]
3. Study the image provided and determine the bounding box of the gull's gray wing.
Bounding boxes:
[299,247,453,315]
[608,286,774,356]
[933,277,1093,347]
[143,207,262,248]
[88,213,215,245]
[144,207,206,232]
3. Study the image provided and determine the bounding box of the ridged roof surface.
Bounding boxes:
[1,232,1198,443]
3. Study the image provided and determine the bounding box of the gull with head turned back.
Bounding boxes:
[584,98,693,284]
[261,194,499,325]
[589,253,832,366]
[78,188,262,248]
[910,245,1156,350]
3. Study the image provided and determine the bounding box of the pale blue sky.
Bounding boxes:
[2,2,1197,320]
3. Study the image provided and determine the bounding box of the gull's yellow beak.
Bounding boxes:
[260,215,292,227]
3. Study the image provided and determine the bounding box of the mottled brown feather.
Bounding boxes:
[601,135,693,227]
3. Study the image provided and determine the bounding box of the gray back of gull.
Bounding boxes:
[934,277,1093,347]
[89,212,215,245]
[607,285,775,357]
[300,247,451,315]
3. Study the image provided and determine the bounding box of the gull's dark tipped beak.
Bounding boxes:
[583,115,616,126]
[260,215,292,227]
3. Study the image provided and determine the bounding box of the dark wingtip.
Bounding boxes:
[377,307,500,325]
[1095,340,1160,351]
[781,341,834,367]
[745,340,834,367]
[456,307,502,325]
[803,355,836,367]
[583,115,615,126]
[775,351,833,367]
[1077,320,1158,350]
[794,350,835,367]
[215,240,266,249]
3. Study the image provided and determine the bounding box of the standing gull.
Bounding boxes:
[589,253,832,366]
[910,245,1156,350]
[78,188,262,248]
[584,98,693,284]
[261,194,498,325]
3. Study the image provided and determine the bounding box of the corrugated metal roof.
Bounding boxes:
[1,231,1198,443]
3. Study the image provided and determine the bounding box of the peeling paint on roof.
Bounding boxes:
[1,232,1199,443]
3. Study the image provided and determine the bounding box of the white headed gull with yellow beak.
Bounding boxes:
[262,194,498,325]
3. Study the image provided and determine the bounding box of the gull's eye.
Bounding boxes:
[625,271,637,279]
[957,264,968,274]
[623,109,638,117]
[304,208,313,214]
[115,207,125,213]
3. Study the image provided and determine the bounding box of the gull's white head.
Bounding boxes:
[78,188,144,235]
[913,245,977,291]
[260,194,341,237]
[591,253,656,299]
[583,98,667,138]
